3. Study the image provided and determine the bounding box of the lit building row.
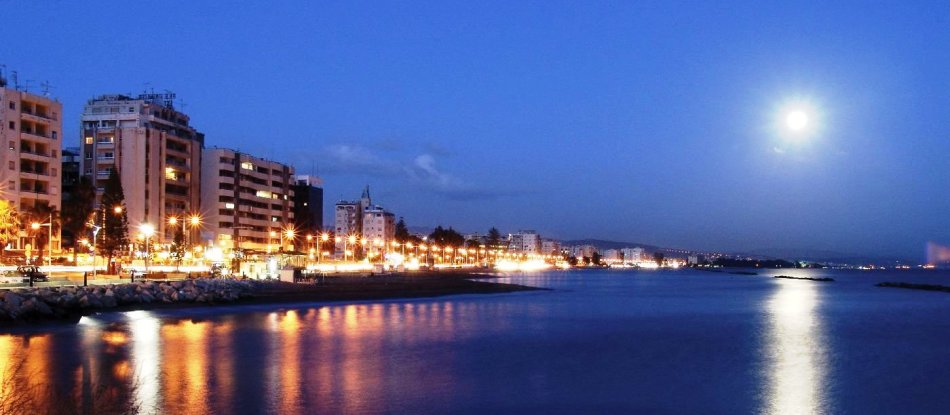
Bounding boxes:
[0,76,64,252]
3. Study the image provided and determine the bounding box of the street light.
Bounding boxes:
[347,235,357,262]
[30,212,52,267]
[139,223,155,280]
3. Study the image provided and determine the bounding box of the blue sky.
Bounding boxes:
[4,1,949,260]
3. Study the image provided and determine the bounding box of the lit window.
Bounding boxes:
[241,161,254,170]
[164,167,176,180]
[225,203,235,209]
[256,190,272,198]
[85,137,93,144]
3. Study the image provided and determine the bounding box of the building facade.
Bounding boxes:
[361,205,395,248]
[621,247,645,264]
[334,186,371,253]
[540,239,560,256]
[80,93,203,242]
[200,148,294,253]
[0,81,63,252]
[291,174,323,235]
[508,230,541,254]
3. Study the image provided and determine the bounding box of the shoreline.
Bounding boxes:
[0,271,545,326]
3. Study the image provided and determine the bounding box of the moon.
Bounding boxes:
[786,110,808,132]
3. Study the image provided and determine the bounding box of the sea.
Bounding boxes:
[1,268,949,414]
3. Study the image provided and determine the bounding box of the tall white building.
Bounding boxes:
[334,186,371,253]
[0,77,63,252]
[361,205,395,246]
[80,92,203,242]
[508,230,540,254]
[622,247,645,264]
[200,148,294,253]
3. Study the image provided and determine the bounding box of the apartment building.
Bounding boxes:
[200,148,294,253]
[508,230,541,254]
[80,93,203,242]
[0,79,63,251]
[334,186,371,253]
[291,174,324,235]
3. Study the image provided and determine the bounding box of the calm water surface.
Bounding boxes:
[3,269,950,414]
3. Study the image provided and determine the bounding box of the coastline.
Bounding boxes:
[0,271,545,326]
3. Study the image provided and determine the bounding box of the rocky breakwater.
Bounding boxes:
[0,278,256,323]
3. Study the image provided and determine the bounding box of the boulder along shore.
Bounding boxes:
[0,272,542,325]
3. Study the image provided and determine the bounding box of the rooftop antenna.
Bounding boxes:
[23,80,34,93]
[40,81,53,97]
[0,65,6,87]
[178,96,187,112]
[11,71,18,90]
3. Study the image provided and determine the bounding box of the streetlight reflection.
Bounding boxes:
[764,279,827,415]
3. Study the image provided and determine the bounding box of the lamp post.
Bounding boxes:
[320,233,329,263]
[347,235,357,262]
[139,223,155,281]
[30,212,52,267]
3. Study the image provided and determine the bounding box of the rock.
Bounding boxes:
[3,292,22,309]
[35,301,53,316]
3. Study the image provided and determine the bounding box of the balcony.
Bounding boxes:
[19,148,50,158]
[20,129,50,140]
[19,168,49,177]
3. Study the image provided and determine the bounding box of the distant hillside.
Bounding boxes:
[734,248,914,265]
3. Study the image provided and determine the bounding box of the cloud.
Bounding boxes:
[320,144,402,176]
[314,143,523,201]
[406,154,520,201]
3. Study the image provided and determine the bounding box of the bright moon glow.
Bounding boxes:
[786,110,808,131]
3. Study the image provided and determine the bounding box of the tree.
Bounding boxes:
[100,169,129,274]
[428,226,465,247]
[61,176,96,262]
[0,201,20,263]
[486,227,502,249]
[653,252,665,267]
[394,218,410,242]
[170,225,185,271]
[591,252,603,266]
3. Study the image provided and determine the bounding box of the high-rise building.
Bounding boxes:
[508,230,541,254]
[0,78,63,252]
[334,186,371,253]
[200,148,295,253]
[361,204,395,246]
[292,174,324,235]
[621,247,645,264]
[80,93,203,242]
[540,239,560,255]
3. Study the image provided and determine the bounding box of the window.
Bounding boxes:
[84,136,93,144]
[8,161,13,170]
[224,203,235,209]
[8,122,13,130]
[7,181,13,190]
[240,161,254,170]
[8,141,13,151]
[51,150,57,158]
[51,168,57,177]
[85,152,92,159]
[8,102,14,110]
[51,131,57,140]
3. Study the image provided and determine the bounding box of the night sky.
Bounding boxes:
[4,1,949,260]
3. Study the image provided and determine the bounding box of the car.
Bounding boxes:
[17,266,48,283]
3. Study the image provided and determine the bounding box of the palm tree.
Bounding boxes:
[0,201,20,264]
